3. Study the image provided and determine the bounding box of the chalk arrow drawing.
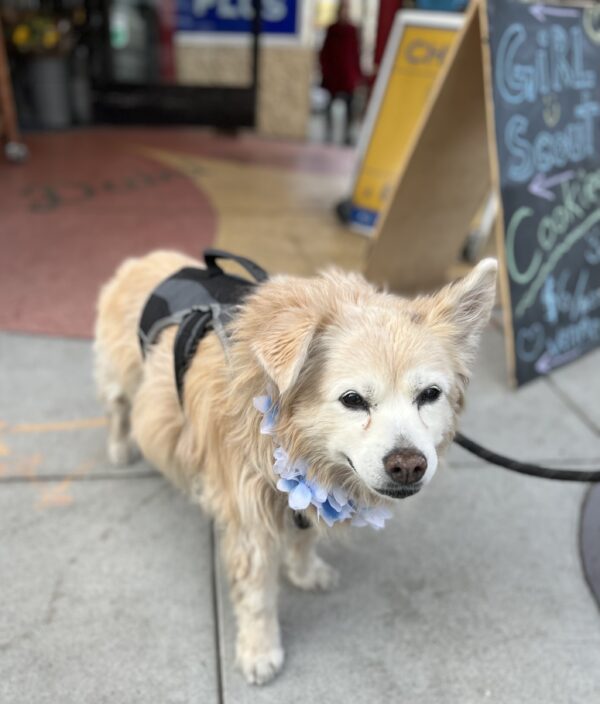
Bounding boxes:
[535,348,581,375]
[528,170,575,201]
[529,4,579,22]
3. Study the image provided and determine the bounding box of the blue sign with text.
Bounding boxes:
[177,0,299,34]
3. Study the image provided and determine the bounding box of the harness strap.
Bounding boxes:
[173,308,212,404]
[139,249,269,405]
[204,248,269,283]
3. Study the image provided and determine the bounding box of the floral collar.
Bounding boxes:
[253,396,391,530]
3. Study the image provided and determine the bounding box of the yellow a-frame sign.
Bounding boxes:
[365,0,600,386]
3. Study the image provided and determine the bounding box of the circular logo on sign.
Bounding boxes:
[542,94,561,129]
[583,6,600,45]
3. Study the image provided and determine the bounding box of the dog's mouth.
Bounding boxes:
[375,485,422,500]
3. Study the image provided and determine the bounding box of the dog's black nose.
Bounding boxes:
[383,449,427,485]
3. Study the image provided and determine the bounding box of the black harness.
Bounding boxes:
[138,249,268,402]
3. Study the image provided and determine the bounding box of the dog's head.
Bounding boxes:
[245,259,497,503]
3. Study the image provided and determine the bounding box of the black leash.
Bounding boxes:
[454,432,600,482]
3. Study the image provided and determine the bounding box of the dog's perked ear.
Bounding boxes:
[423,258,498,374]
[248,287,322,395]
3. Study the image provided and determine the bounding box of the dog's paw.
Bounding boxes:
[107,438,139,467]
[237,644,285,685]
[287,556,339,592]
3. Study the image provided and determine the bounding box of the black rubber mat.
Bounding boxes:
[581,484,600,609]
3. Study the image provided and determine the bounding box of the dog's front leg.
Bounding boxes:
[222,525,284,685]
[283,517,339,592]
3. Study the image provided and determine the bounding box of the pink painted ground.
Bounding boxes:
[0,128,352,338]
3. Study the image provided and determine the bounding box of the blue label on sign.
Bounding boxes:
[349,205,378,231]
[177,0,298,34]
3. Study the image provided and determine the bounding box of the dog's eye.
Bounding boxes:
[340,391,369,411]
[417,386,441,407]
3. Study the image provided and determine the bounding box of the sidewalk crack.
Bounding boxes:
[210,521,225,704]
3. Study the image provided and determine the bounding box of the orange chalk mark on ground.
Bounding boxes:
[10,417,107,434]
[0,420,10,458]
[0,417,104,508]
[37,458,97,509]
[16,453,44,481]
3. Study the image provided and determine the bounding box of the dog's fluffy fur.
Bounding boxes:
[94,250,497,684]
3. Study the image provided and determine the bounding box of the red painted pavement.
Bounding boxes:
[0,128,350,339]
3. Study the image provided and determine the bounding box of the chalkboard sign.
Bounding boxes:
[487,0,600,385]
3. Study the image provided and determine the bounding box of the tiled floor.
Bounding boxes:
[1,128,600,703]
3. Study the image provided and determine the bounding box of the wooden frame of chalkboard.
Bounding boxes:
[480,0,517,384]
[366,0,600,387]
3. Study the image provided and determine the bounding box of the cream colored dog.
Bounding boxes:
[94,250,497,685]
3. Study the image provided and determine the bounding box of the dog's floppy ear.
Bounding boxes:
[424,258,498,373]
[248,282,322,395]
[252,311,319,394]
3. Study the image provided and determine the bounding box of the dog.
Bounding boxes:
[94,249,497,685]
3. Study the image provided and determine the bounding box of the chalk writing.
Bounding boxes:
[504,96,599,182]
[528,169,574,200]
[505,168,600,286]
[488,0,600,384]
[583,6,600,45]
[541,269,600,321]
[496,24,595,105]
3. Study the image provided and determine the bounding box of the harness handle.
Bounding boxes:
[204,249,269,283]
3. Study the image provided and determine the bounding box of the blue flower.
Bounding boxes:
[254,396,392,530]
[318,497,354,527]
[277,478,312,510]
[352,505,392,530]
[253,395,279,435]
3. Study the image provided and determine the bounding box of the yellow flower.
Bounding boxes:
[42,28,60,49]
[12,24,31,46]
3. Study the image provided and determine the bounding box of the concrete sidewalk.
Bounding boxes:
[1,327,600,704]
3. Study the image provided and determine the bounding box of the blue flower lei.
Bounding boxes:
[253,396,392,530]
